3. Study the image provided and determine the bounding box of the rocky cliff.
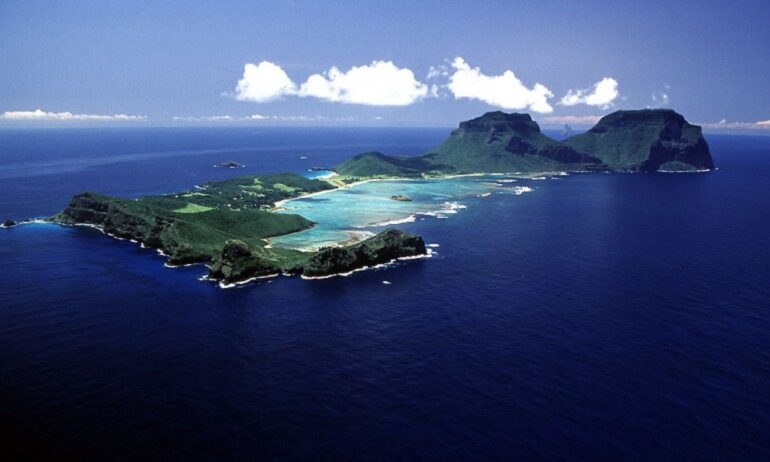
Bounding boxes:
[563,109,715,172]
[300,228,427,278]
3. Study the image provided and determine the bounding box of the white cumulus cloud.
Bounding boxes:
[171,113,356,123]
[540,115,603,126]
[561,77,619,108]
[172,115,235,122]
[699,119,770,130]
[649,90,670,108]
[234,61,297,102]
[446,57,554,113]
[0,109,146,121]
[298,60,429,106]
[426,65,449,80]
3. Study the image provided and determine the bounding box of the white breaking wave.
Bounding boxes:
[300,248,434,280]
[217,273,281,289]
[513,186,534,195]
[354,201,467,229]
[659,169,712,173]
[437,201,467,214]
[355,214,417,228]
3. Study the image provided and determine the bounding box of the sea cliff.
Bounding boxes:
[335,109,714,177]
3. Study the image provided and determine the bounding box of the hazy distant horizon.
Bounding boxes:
[2,0,769,132]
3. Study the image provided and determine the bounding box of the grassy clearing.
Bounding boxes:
[324,177,348,188]
[273,183,298,193]
[242,179,264,191]
[173,203,215,214]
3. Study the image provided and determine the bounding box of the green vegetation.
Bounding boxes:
[184,173,332,210]
[50,172,333,267]
[563,109,715,172]
[334,112,605,178]
[173,203,215,214]
[272,183,297,193]
[333,110,713,178]
[299,228,426,278]
[47,109,714,285]
[207,228,427,283]
[49,172,427,283]
[658,160,699,172]
[51,190,316,264]
[336,151,431,178]
[424,112,603,173]
[242,178,264,191]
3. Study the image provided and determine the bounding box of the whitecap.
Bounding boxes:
[300,251,432,280]
[354,214,416,228]
[218,272,280,289]
[513,186,534,195]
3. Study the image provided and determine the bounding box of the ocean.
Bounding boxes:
[1,127,769,460]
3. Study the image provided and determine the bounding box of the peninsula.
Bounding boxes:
[40,109,713,286]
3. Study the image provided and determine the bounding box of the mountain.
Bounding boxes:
[335,151,429,178]
[422,111,603,173]
[45,108,715,286]
[563,109,715,172]
[334,109,714,177]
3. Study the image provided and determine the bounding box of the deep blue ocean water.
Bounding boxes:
[1,127,769,460]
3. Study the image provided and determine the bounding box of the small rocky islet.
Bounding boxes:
[215,160,245,169]
[34,109,713,285]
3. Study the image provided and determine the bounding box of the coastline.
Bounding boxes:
[268,170,550,250]
[26,169,602,287]
[270,171,518,210]
[8,165,710,288]
[299,248,435,280]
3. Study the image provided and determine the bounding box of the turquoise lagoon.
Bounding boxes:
[269,174,537,250]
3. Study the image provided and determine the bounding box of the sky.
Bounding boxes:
[1,0,769,130]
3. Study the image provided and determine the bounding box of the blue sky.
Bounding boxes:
[1,0,769,130]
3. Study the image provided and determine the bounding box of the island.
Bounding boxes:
[215,160,245,169]
[390,195,413,202]
[2,219,16,228]
[563,109,715,172]
[33,108,712,286]
[335,109,714,176]
[48,172,429,284]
